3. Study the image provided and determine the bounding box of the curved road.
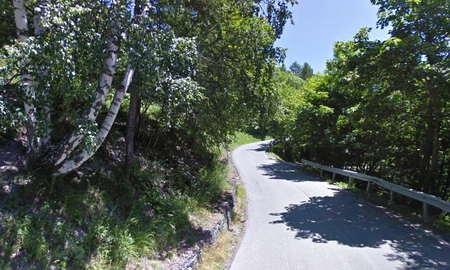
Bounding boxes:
[230,141,450,270]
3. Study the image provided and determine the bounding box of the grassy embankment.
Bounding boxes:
[0,100,238,269]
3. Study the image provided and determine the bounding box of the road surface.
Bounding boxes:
[230,141,450,270]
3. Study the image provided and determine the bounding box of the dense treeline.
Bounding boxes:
[0,0,296,177]
[0,0,297,267]
[270,0,450,200]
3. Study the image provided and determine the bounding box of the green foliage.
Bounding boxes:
[193,161,229,204]
[186,0,281,145]
[299,62,314,80]
[289,61,314,80]
[1,0,295,175]
[0,1,15,48]
[0,0,297,266]
[267,67,305,139]
[254,0,299,40]
[228,131,269,150]
[0,149,230,268]
[0,95,24,134]
[289,61,302,75]
[272,0,450,207]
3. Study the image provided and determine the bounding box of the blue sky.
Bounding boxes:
[275,0,391,73]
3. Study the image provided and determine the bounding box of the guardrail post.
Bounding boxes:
[366,181,371,194]
[301,159,450,217]
[348,177,354,187]
[423,203,429,221]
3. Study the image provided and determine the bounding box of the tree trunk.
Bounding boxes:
[54,65,135,175]
[430,110,440,194]
[13,0,39,162]
[51,40,118,167]
[419,103,434,191]
[419,44,441,194]
[125,70,140,178]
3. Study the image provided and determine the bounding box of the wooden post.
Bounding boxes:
[423,203,429,221]
[366,181,371,194]
[390,191,394,204]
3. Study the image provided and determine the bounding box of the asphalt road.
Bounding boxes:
[230,141,450,270]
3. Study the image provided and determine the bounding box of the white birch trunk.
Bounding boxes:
[13,0,39,158]
[53,40,118,166]
[13,0,28,43]
[55,65,135,175]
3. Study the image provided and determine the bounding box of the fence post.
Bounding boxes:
[366,181,371,194]
[390,191,395,204]
[332,172,335,181]
[423,203,429,221]
[320,169,323,178]
[348,177,354,186]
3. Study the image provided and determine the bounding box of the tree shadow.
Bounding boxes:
[236,140,450,268]
[245,142,271,152]
[269,191,450,269]
[257,161,320,182]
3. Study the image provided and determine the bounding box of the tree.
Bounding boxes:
[288,0,450,196]
[0,1,15,48]
[2,1,195,176]
[289,61,302,75]
[254,0,298,39]
[289,61,314,79]
[326,35,422,177]
[369,0,450,194]
[299,62,314,80]
[268,67,304,138]
[155,0,296,145]
[2,0,297,178]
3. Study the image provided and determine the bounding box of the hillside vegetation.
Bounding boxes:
[4,0,450,267]
[0,0,296,268]
[267,0,450,219]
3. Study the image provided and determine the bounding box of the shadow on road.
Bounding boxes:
[245,142,270,152]
[258,160,450,269]
[257,161,321,182]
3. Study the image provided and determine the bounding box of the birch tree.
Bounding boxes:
[12,0,39,161]
[3,0,296,178]
[2,1,137,175]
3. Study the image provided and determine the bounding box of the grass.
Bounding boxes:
[0,149,232,269]
[197,136,252,270]
[194,161,230,204]
[198,180,246,270]
[198,230,234,270]
[1,88,241,269]
[227,131,270,150]
[267,151,284,162]
[0,173,188,269]
[435,214,450,233]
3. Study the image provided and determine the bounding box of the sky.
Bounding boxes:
[275,0,391,73]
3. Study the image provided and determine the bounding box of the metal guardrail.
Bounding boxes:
[302,159,450,220]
